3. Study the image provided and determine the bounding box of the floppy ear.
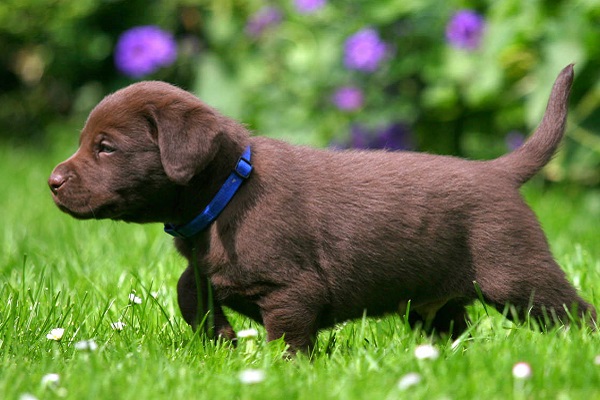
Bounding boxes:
[148,103,220,185]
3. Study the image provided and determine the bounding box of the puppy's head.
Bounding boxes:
[48,81,241,223]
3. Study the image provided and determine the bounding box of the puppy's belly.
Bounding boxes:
[211,276,272,323]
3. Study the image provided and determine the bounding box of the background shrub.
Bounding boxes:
[1,0,599,183]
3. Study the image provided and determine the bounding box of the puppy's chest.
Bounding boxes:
[182,231,284,303]
[177,233,235,274]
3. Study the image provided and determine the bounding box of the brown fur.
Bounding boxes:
[49,65,596,353]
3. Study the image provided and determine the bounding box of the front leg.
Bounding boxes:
[177,265,236,341]
[259,289,325,354]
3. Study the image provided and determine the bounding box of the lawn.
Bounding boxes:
[1,134,599,400]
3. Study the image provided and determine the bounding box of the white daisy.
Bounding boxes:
[46,328,64,341]
[397,372,422,390]
[238,369,266,384]
[512,362,532,379]
[414,344,439,360]
[110,321,126,331]
[74,339,98,351]
[41,373,60,387]
[237,328,259,338]
[129,293,142,304]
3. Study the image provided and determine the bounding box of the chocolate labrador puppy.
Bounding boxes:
[49,65,595,352]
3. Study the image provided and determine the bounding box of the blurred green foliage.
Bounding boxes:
[0,0,186,137]
[1,0,599,184]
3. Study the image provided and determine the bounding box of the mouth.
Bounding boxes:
[51,192,120,220]
[52,197,96,220]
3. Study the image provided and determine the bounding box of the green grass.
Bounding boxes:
[1,137,600,400]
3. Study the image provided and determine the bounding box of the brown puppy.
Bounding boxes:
[49,65,595,353]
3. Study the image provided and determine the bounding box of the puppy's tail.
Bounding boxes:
[491,64,574,186]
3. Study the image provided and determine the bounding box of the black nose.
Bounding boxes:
[48,172,67,193]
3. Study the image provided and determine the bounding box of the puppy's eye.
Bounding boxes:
[98,142,116,154]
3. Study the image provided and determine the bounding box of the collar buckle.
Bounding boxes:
[235,155,252,179]
[163,223,184,238]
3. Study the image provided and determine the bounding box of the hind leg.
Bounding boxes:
[406,300,471,337]
[479,258,596,328]
[473,201,596,328]
[430,300,471,336]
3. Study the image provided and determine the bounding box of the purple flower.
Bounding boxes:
[343,28,387,72]
[505,131,525,151]
[339,123,413,150]
[332,86,364,111]
[114,26,177,78]
[294,0,326,14]
[245,6,283,38]
[371,123,413,150]
[445,10,486,51]
[349,124,371,149]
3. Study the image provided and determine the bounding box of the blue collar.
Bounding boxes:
[164,145,253,238]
